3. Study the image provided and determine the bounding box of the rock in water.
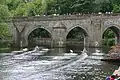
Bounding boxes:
[108,44,120,59]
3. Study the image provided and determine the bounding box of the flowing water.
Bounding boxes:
[0,47,119,80]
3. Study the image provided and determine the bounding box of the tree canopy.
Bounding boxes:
[0,3,11,40]
[4,0,120,17]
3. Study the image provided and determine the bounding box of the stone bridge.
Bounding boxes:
[7,14,120,47]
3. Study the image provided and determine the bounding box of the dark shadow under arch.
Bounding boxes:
[67,27,88,40]
[28,27,52,47]
[66,27,88,49]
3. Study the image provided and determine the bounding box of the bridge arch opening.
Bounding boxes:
[66,27,88,49]
[28,27,52,47]
[102,26,119,46]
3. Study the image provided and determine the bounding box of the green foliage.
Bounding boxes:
[112,4,120,13]
[31,0,56,15]
[7,0,56,16]
[32,0,46,15]
[72,0,97,13]
[99,0,113,13]
[0,40,11,48]
[28,28,51,40]
[0,0,6,4]
[5,0,120,15]
[0,4,11,22]
[0,4,11,39]
[103,39,115,47]
[6,0,22,11]
[103,29,116,46]
[0,4,12,41]
[0,23,11,39]
[110,0,120,5]
[103,29,115,39]
[14,2,35,16]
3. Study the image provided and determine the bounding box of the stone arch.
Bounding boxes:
[66,25,89,38]
[102,24,120,44]
[103,24,120,34]
[27,25,52,40]
[23,25,52,46]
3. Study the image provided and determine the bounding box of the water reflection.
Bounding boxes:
[0,47,119,80]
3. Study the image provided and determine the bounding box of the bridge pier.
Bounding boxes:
[13,30,21,48]
[86,32,103,47]
[52,22,67,47]
[20,36,28,48]
[52,39,66,48]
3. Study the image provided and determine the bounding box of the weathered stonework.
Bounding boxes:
[7,14,120,47]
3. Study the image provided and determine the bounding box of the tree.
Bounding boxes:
[110,0,120,5]
[6,0,22,11]
[33,0,55,15]
[0,4,11,39]
[13,2,35,16]
[112,4,120,13]
[103,29,116,46]
[0,23,11,39]
[0,4,11,22]
[0,0,6,5]
[71,0,97,13]
[97,0,113,13]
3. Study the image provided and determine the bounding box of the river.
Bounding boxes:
[0,47,119,80]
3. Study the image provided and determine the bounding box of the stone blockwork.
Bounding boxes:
[7,14,120,47]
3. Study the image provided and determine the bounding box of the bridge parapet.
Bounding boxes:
[5,13,120,22]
